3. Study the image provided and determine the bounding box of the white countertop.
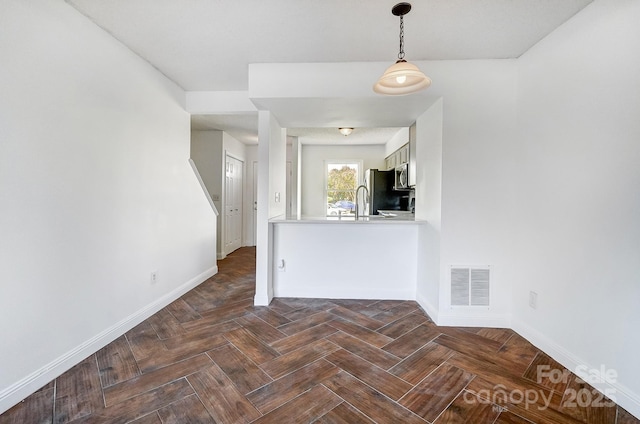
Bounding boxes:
[270,214,425,224]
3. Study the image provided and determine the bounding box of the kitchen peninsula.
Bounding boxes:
[269,214,426,300]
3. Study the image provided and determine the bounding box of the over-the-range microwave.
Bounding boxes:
[394,163,411,190]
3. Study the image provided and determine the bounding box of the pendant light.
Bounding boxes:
[373,2,431,95]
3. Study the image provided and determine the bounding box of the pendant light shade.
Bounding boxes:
[373,60,431,95]
[374,2,431,96]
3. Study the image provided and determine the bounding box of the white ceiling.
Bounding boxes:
[66,0,594,144]
[191,114,404,145]
[191,114,260,144]
[288,127,405,146]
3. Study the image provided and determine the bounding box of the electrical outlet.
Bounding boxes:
[150,271,158,284]
[529,291,538,309]
[275,192,281,203]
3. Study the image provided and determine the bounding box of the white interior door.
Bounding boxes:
[225,155,243,255]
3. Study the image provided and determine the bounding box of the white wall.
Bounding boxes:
[300,144,386,217]
[0,0,217,413]
[513,0,640,414]
[288,137,301,218]
[191,132,224,206]
[191,131,253,255]
[414,99,443,321]
[411,59,518,326]
[255,111,286,305]
[384,127,410,157]
[439,60,518,326]
[191,130,224,255]
[223,132,246,160]
[273,222,419,300]
[268,119,287,220]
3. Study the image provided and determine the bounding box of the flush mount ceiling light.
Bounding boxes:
[338,127,354,136]
[373,2,431,95]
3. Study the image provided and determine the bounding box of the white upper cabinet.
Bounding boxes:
[384,142,410,171]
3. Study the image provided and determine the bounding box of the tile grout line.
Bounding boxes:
[93,354,108,410]
[182,376,221,422]
[497,330,516,352]
[317,385,370,423]
[51,377,56,423]
[389,347,455,387]
[428,377,479,424]
[123,332,144,379]
[374,313,427,338]
[206,342,275,393]
[245,385,317,423]
[327,329,405,367]
[321,373,431,424]
[251,349,339,394]
[397,358,450,405]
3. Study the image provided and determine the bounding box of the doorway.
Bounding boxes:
[224,154,243,256]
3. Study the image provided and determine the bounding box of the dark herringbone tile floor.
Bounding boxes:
[1,247,638,423]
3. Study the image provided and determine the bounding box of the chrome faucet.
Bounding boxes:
[355,184,369,220]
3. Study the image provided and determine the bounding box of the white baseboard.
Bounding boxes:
[0,265,218,415]
[410,301,640,418]
[436,309,512,328]
[512,318,640,420]
[273,286,416,302]
[253,293,272,306]
[415,292,439,323]
[415,293,512,329]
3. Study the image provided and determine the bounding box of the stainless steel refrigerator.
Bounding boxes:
[363,169,406,215]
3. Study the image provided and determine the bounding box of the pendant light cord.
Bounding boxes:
[374,2,431,95]
[398,15,405,60]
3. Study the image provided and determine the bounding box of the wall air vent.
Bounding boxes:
[450,266,490,306]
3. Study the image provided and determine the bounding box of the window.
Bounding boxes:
[325,161,360,216]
